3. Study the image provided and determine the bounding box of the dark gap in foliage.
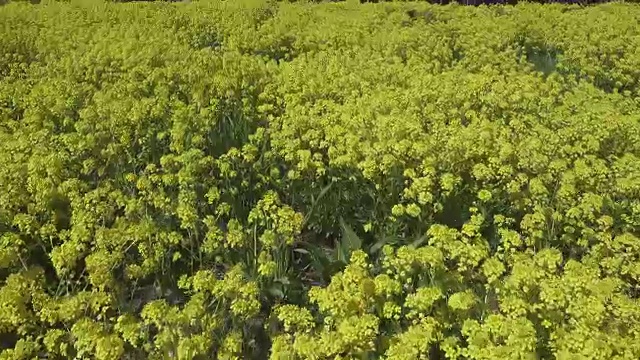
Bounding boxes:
[523,43,560,77]
[435,192,474,230]
[49,192,72,232]
[242,318,272,359]
[0,332,18,351]
[512,34,562,77]
[594,72,636,96]
[406,9,437,23]
[285,166,397,286]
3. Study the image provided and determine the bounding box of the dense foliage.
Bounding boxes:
[1,0,640,358]
[4,0,637,7]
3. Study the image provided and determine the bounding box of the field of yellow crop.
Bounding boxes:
[1,0,640,358]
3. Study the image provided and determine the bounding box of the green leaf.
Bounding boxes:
[267,285,284,299]
[275,277,290,285]
[369,238,388,254]
[338,218,362,262]
[411,234,428,248]
[303,181,334,227]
